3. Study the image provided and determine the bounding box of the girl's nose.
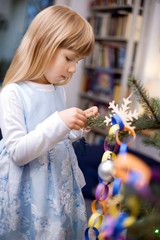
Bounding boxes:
[68,63,76,73]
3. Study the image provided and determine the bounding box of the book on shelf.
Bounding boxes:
[118,45,126,68]
[89,71,113,93]
[82,70,114,102]
[89,12,129,38]
[113,84,130,103]
[124,13,142,41]
[85,42,126,69]
[135,14,142,42]
[83,70,94,92]
[81,74,88,93]
[99,14,111,37]
[88,12,142,41]
[94,71,114,94]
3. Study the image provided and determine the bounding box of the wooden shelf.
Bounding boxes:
[95,35,128,42]
[85,65,123,74]
[79,92,110,105]
[91,5,143,14]
[91,5,133,12]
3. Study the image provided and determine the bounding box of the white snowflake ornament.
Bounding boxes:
[104,96,139,131]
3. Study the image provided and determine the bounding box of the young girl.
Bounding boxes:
[0,5,98,240]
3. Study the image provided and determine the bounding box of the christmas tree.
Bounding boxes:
[86,77,160,154]
[85,78,160,240]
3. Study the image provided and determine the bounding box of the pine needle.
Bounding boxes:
[85,115,106,128]
[129,77,160,123]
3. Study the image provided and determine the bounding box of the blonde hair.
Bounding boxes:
[3,5,94,87]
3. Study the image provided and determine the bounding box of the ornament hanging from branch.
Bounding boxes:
[85,96,139,132]
[104,96,139,131]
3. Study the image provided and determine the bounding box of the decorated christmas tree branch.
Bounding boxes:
[86,78,160,133]
[142,131,160,152]
[85,77,160,154]
[129,77,160,133]
[128,78,160,152]
[86,94,139,132]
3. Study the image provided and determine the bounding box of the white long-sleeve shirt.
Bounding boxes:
[0,81,85,166]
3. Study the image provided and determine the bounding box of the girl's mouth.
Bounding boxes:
[61,75,66,80]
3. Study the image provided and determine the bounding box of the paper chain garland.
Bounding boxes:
[84,113,154,240]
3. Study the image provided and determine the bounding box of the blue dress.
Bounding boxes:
[0,82,87,240]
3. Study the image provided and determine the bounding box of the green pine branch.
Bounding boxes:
[85,77,160,152]
[131,114,160,132]
[129,77,160,153]
[142,131,160,150]
[85,114,106,128]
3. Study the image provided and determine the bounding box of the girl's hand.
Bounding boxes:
[84,106,98,118]
[84,106,99,130]
[58,107,86,130]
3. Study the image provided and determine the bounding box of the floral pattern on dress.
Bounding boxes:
[0,82,87,239]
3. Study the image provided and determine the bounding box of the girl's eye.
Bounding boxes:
[66,57,72,62]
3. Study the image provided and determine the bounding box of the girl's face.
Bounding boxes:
[37,48,83,84]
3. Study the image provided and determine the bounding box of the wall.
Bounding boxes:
[0,0,27,60]
[0,0,12,57]
[0,0,12,16]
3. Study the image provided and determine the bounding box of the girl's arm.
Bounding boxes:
[0,85,86,166]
